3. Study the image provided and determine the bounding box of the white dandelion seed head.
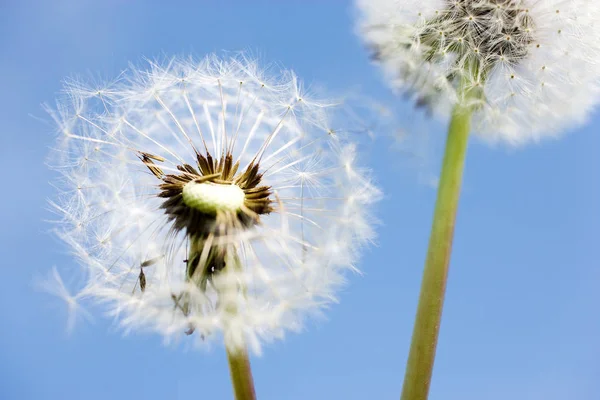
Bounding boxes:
[356,0,600,144]
[48,54,380,354]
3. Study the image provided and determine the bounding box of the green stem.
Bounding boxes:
[400,103,472,400]
[227,348,257,400]
[224,249,256,400]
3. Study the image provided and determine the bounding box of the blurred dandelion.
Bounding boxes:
[356,0,600,144]
[355,1,600,399]
[47,54,380,399]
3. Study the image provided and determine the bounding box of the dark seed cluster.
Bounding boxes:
[139,149,272,285]
[420,0,534,67]
[369,0,534,111]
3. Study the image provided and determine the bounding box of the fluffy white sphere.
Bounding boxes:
[48,55,380,353]
[356,0,600,144]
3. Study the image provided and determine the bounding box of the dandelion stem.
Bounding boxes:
[224,250,256,400]
[400,102,472,400]
[227,348,257,400]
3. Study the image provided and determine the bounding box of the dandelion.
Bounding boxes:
[355,1,600,399]
[356,0,600,144]
[48,54,380,399]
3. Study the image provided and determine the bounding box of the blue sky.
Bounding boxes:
[1,1,599,399]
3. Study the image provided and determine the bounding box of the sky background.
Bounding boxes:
[1,1,599,399]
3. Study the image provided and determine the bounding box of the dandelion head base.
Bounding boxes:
[145,148,274,330]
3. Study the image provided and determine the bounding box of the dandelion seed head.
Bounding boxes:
[356,0,600,144]
[48,54,380,353]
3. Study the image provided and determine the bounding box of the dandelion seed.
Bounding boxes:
[36,267,93,334]
[48,54,380,355]
[356,0,600,144]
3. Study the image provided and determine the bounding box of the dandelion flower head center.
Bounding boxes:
[362,0,538,72]
[182,182,245,214]
[417,1,534,73]
[144,151,273,240]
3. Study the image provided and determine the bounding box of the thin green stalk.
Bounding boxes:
[223,250,256,400]
[400,102,473,400]
[227,348,257,400]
